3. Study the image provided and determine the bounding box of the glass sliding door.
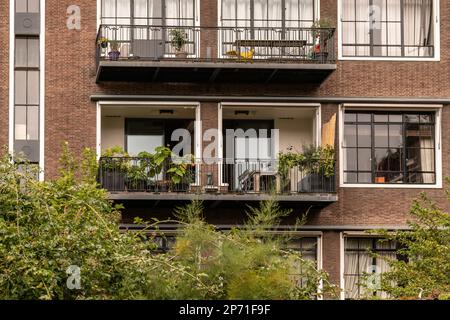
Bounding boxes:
[220,0,317,58]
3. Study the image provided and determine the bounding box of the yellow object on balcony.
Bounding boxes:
[225,48,255,61]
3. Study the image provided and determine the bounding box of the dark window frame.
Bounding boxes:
[344,237,398,300]
[343,111,437,185]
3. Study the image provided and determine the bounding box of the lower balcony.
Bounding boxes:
[98,158,337,202]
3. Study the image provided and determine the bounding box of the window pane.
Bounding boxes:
[28,0,40,13]
[28,38,40,68]
[358,149,371,171]
[345,148,357,171]
[15,71,27,105]
[14,105,27,140]
[357,113,371,122]
[389,114,402,122]
[15,0,27,13]
[358,172,372,183]
[15,38,28,67]
[27,105,39,140]
[345,113,357,122]
[407,148,434,172]
[27,71,39,105]
[374,114,388,122]
[344,172,357,183]
[358,125,371,147]
[389,124,403,148]
[374,124,388,147]
[344,124,357,147]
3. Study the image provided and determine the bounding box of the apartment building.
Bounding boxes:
[1,0,449,299]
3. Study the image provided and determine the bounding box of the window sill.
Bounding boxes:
[338,56,440,62]
[340,183,442,189]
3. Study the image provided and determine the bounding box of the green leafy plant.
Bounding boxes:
[362,186,450,300]
[169,29,188,52]
[109,40,120,52]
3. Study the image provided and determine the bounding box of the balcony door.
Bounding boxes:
[220,0,318,57]
[101,0,197,56]
[101,0,196,26]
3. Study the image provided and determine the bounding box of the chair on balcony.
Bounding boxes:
[238,169,255,192]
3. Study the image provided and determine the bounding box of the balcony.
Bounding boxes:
[98,157,337,202]
[95,24,336,84]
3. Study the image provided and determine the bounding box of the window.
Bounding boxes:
[100,0,196,26]
[16,0,40,13]
[341,0,436,58]
[343,111,436,184]
[221,0,317,29]
[220,0,318,57]
[344,237,396,299]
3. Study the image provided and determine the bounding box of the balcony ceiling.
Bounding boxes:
[96,60,337,84]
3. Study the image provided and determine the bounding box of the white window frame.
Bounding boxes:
[338,103,443,189]
[337,0,440,62]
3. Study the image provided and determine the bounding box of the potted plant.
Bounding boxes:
[169,29,188,59]
[98,37,108,49]
[311,19,334,62]
[125,151,153,192]
[108,40,121,61]
[99,146,129,191]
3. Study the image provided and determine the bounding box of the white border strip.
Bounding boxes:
[338,103,443,189]
[39,0,45,181]
[337,0,440,62]
[8,0,14,156]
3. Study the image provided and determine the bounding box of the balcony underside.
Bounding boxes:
[96,60,336,84]
[107,192,338,203]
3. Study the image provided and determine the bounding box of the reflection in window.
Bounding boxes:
[343,111,436,184]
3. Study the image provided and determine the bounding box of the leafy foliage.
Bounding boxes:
[367,185,450,300]
[0,144,337,300]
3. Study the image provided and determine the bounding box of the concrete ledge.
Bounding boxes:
[108,192,338,202]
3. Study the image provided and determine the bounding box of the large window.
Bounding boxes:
[100,0,196,26]
[221,0,318,29]
[343,111,436,185]
[341,0,436,58]
[344,237,396,299]
[220,0,318,57]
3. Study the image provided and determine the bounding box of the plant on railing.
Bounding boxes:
[97,37,108,49]
[310,19,334,61]
[101,146,130,171]
[108,40,121,61]
[169,29,188,58]
[278,145,335,191]
[125,151,154,191]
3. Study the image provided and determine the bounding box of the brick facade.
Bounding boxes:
[1,0,450,293]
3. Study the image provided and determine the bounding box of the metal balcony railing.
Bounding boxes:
[96,24,336,65]
[98,157,336,195]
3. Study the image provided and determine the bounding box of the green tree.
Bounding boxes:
[0,145,337,300]
[368,185,450,300]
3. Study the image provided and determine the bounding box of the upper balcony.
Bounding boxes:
[95,24,336,84]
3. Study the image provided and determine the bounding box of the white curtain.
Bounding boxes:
[344,238,373,299]
[376,241,396,299]
[404,0,433,56]
[420,136,434,183]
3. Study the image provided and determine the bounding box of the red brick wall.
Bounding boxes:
[0,1,9,150]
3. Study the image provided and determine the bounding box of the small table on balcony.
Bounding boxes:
[233,39,307,58]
